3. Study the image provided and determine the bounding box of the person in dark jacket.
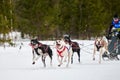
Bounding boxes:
[107,14,120,39]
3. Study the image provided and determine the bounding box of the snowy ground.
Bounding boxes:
[0,40,120,80]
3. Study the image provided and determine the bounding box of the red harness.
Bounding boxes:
[29,44,34,49]
[57,46,66,57]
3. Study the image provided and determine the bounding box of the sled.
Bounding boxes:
[108,36,120,54]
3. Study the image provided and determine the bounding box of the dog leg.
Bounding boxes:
[50,58,52,66]
[99,48,103,64]
[32,55,40,65]
[71,53,73,64]
[32,50,36,64]
[77,51,80,63]
[57,55,61,63]
[58,57,63,67]
[64,55,67,62]
[42,56,46,67]
[57,55,62,67]
[93,46,96,60]
[66,52,71,67]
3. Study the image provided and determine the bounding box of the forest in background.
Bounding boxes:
[0,0,120,40]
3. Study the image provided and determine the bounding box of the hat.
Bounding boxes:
[113,14,119,18]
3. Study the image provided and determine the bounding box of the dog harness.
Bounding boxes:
[95,39,103,51]
[57,46,67,57]
[29,43,34,49]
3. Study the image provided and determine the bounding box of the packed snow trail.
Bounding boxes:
[0,40,120,80]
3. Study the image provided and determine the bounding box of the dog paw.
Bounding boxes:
[58,63,62,67]
[93,58,95,60]
[58,64,61,67]
[32,62,35,65]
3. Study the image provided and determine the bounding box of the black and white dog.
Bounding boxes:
[63,35,80,64]
[30,39,53,67]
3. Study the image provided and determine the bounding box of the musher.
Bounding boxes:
[107,14,120,39]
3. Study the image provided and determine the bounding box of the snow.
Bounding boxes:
[0,40,120,80]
